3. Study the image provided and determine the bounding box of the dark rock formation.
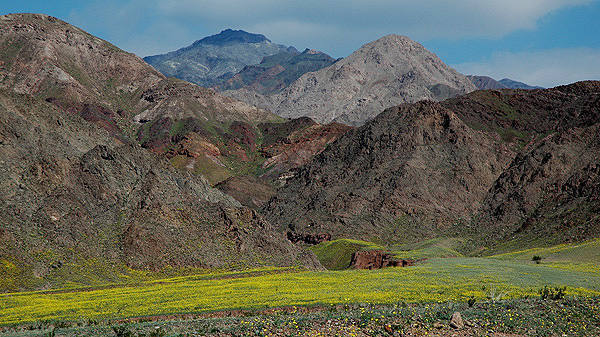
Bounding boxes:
[265,100,513,242]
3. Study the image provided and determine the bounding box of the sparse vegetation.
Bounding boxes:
[539,286,567,301]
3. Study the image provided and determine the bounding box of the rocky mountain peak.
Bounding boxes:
[194,28,271,46]
[253,34,476,126]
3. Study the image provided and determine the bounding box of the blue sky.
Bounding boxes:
[2,0,599,87]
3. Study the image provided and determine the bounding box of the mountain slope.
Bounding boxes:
[264,81,600,248]
[253,35,476,126]
[144,29,295,87]
[264,100,513,243]
[0,14,318,291]
[481,124,600,249]
[218,48,337,94]
[469,83,600,252]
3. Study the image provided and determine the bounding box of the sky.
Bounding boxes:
[2,0,599,87]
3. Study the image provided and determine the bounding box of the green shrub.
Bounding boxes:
[539,286,566,300]
[532,255,542,264]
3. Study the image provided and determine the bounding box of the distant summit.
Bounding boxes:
[193,29,270,46]
[499,78,544,90]
[144,29,292,87]
[468,75,544,90]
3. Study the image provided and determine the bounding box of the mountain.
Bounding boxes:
[218,48,337,94]
[143,29,295,87]
[498,78,544,90]
[466,81,600,252]
[229,35,477,126]
[264,81,600,248]
[467,75,506,90]
[264,100,514,243]
[0,14,318,291]
[467,76,544,90]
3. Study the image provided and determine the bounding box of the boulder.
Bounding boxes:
[450,312,464,329]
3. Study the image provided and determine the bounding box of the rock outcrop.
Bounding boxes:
[349,250,413,269]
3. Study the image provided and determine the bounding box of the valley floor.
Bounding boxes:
[1,240,599,336]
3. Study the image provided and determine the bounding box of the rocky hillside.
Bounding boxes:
[264,100,513,242]
[0,14,319,291]
[218,48,337,94]
[233,35,476,126]
[468,81,600,252]
[265,81,600,249]
[144,29,295,88]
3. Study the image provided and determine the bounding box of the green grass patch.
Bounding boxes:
[490,238,600,264]
[390,238,464,260]
[310,239,384,270]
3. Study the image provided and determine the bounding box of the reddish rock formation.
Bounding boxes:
[349,250,414,269]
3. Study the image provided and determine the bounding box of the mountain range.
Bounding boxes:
[226,35,477,126]
[1,13,598,293]
[143,29,296,88]
[468,75,544,90]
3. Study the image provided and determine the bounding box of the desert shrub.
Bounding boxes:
[112,325,134,337]
[468,296,476,307]
[539,286,566,300]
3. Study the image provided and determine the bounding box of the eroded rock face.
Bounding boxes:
[474,123,600,248]
[349,250,413,269]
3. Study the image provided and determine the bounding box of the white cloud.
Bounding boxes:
[453,48,600,88]
[68,0,592,57]
[155,0,591,39]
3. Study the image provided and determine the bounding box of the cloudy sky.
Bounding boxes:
[3,0,599,87]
